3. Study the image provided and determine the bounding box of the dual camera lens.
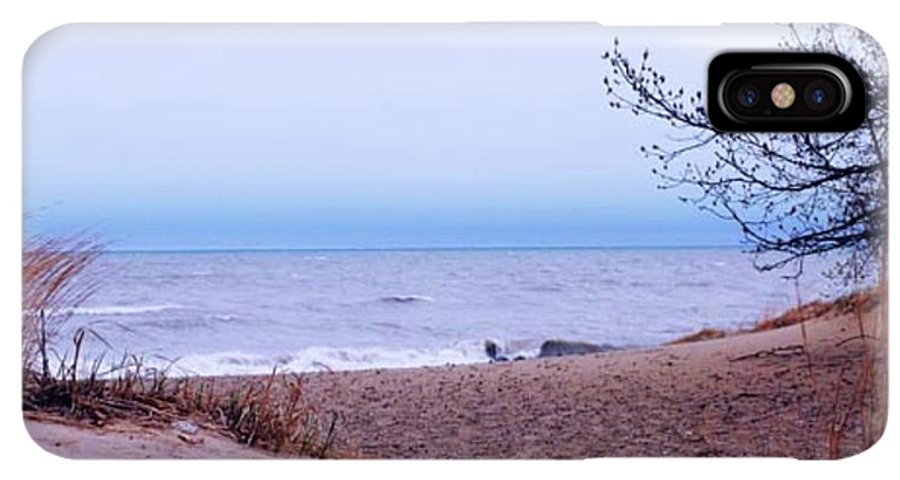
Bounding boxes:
[728,76,841,115]
[718,66,850,128]
[734,82,835,111]
[709,53,864,132]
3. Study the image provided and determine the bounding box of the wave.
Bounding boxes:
[69,304,184,316]
[379,294,434,304]
[189,270,214,277]
[162,343,485,377]
[69,337,616,378]
[369,321,406,330]
[123,314,240,331]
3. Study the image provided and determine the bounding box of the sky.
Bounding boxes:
[23,24,786,251]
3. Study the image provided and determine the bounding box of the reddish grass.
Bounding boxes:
[669,289,880,345]
[665,328,728,345]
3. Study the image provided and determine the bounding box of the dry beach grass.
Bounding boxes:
[21,236,340,458]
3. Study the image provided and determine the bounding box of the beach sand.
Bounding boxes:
[24,295,886,459]
[24,413,272,459]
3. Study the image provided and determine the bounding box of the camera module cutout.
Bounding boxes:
[708,53,865,132]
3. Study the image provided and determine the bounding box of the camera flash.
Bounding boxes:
[771,83,796,109]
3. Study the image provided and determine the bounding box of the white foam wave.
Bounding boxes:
[165,343,484,377]
[69,304,183,316]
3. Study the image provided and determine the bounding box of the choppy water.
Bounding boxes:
[59,248,838,376]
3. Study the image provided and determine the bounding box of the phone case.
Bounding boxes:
[22,23,887,459]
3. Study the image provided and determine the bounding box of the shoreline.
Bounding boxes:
[24,291,887,459]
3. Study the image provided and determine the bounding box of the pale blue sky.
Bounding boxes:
[23,24,784,250]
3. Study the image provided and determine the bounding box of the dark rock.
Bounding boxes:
[537,339,617,358]
[484,340,509,362]
[484,340,499,360]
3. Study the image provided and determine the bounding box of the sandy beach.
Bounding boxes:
[22,22,888,462]
[24,293,886,459]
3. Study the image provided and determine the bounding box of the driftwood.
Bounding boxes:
[728,344,805,362]
[834,334,880,348]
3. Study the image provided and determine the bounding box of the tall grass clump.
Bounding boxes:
[22,234,103,380]
[22,234,341,458]
[212,371,341,457]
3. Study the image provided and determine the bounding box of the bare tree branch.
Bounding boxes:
[602,24,887,281]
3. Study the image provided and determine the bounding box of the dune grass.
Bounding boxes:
[22,351,342,457]
[667,288,880,346]
[21,235,341,458]
[22,235,103,379]
[665,327,728,345]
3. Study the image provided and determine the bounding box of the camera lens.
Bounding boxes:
[737,85,760,107]
[810,87,827,106]
[804,79,839,112]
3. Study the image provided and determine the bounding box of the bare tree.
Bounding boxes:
[602,25,887,281]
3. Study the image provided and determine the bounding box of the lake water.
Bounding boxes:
[60,247,837,376]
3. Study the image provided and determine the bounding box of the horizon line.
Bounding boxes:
[104,243,745,254]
